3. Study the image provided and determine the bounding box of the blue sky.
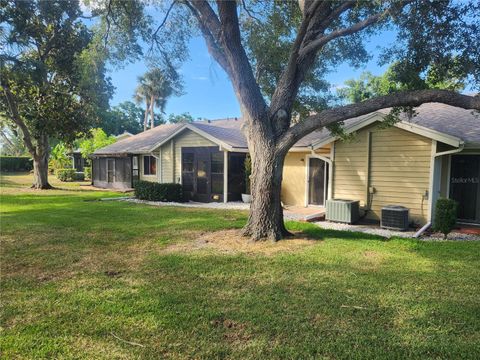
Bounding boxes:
[109,32,396,120]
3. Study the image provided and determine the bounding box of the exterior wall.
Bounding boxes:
[332,131,369,207]
[332,124,432,224]
[282,152,307,206]
[281,146,331,206]
[160,143,173,183]
[173,129,216,182]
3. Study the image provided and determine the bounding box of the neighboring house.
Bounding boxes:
[92,104,480,226]
[72,131,134,172]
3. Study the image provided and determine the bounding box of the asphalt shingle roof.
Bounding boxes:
[93,103,480,155]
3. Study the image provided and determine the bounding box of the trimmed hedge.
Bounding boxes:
[434,198,458,239]
[84,166,92,180]
[134,181,184,202]
[56,168,85,182]
[0,156,33,172]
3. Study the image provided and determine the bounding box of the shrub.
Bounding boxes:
[134,181,184,202]
[84,166,92,180]
[56,168,76,182]
[0,156,33,172]
[434,198,458,239]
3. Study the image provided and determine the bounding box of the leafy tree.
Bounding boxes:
[167,113,194,124]
[78,128,116,160]
[88,0,479,240]
[0,0,113,188]
[49,143,71,172]
[99,101,164,135]
[134,68,182,131]
[339,62,467,104]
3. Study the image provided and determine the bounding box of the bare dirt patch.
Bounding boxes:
[164,229,320,256]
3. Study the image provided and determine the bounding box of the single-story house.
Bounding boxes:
[92,103,480,226]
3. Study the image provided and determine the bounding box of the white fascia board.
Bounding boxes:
[311,113,383,150]
[394,121,462,148]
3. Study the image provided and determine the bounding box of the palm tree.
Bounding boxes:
[134,68,181,131]
[134,77,151,132]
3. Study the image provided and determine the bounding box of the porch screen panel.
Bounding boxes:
[99,158,107,181]
[115,158,125,182]
[93,158,100,182]
[210,151,224,195]
[124,158,132,184]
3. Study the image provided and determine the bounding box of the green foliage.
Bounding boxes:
[0,0,113,144]
[49,143,71,172]
[168,113,194,124]
[100,101,151,135]
[134,67,183,130]
[78,128,116,159]
[244,154,252,194]
[0,156,32,172]
[434,198,458,239]
[55,168,76,182]
[134,181,184,202]
[84,166,92,180]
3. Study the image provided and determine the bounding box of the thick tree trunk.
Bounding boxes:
[31,134,51,189]
[242,123,291,241]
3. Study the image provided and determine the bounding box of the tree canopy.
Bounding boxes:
[0,0,113,188]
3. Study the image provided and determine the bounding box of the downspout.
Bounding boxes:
[413,142,465,238]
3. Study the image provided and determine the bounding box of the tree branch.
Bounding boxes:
[215,0,267,121]
[278,90,480,152]
[152,1,178,38]
[300,9,388,58]
[2,86,36,156]
[184,1,231,75]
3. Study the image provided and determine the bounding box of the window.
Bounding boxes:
[143,156,156,175]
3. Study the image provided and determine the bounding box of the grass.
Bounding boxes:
[1,173,479,359]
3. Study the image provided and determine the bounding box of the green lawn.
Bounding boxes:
[1,173,479,359]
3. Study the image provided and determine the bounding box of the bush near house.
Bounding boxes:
[84,166,92,180]
[56,169,84,182]
[434,198,458,239]
[0,156,33,172]
[134,180,183,202]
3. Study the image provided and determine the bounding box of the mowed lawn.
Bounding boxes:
[1,174,479,359]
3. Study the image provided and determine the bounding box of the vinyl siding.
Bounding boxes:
[160,142,173,183]
[332,124,432,224]
[332,131,369,206]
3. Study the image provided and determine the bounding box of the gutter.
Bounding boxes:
[414,142,465,238]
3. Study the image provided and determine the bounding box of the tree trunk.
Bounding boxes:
[242,125,291,241]
[32,134,51,189]
[150,95,155,129]
[143,102,149,131]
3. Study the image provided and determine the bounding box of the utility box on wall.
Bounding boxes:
[326,199,360,224]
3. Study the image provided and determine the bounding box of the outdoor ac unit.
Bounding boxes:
[381,205,409,231]
[326,199,360,224]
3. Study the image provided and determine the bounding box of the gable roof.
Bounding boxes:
[93,103,480,156]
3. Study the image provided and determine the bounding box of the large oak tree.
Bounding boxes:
[74,1,480,239]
